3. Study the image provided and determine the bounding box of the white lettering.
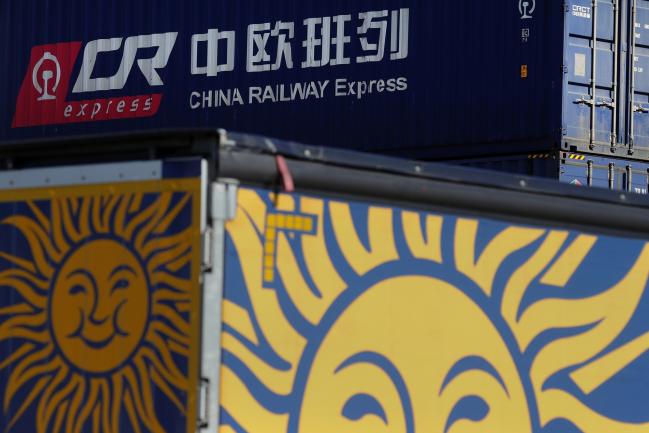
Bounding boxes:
[73,32,177,93]
[191,28,235,76]
[357,10,388,63]
[302,17,331,68]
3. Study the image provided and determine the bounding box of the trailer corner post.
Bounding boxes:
[198,179,239,432]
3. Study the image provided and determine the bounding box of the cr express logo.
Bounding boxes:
[12,33,177,128]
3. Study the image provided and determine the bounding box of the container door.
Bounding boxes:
[0,159,206,433]
[565,0,619,147]
[629,0,649,152]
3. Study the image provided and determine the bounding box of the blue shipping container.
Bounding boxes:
[448,151,649,194]
[3,0,649,160]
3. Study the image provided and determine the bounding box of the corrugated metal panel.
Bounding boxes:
[446,151,649,194]
[1,1,649,160]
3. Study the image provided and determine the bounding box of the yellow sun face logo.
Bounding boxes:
[219,188,649,433]
[0,180,201,433]
[51,239,150,374]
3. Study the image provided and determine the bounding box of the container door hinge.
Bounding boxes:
[203,180,239,272]
[562,65,569,74]
[197,377,210,430]
[211,179,239,223]
[202,227,213,272]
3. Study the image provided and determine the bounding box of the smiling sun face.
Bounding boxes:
[51,239,150,374]
[0,187,199,433]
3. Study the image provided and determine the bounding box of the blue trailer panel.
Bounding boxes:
[2,0,649,160]
[219,184,649,432]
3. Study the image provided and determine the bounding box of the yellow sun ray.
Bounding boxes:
[238,188,267,232]
[454,219,545,296]
[222,300,259,346]
[0,343,34,371]
[111,375,123,433]
[0,303,34,317]
[150,270,191,292]
[501,230,569,347]
[141,228,192,260]
[100,195,121,233]
[151,367,186,413]
[0,250,37,274]
[402,211,443,263]
[92,195,106,234]
[299,196,346,303]
[0,310,46,334]
[221,331,295,396]
[153,288,191,304]
[4,345,55,410]
[147,241,191,274]
[73,379,100,433]
[0,267,49,289]
[0,274,47,309]
[65,376,86,433]
[166,251,192,272]
[98,380,112,433]
[124,192,171,242]
[167,339,191,357]
[37,365,70,433]
[124,365,164,433]
[129,193,144,214]
[2,215,58,277]
[276,233,328,324]
[51,401,69,433]
[329,202,399,275]
[152,303,190,335]
[93,404,101,433]
[540,235,598,287]
[78,197,93,238]
[0,312,48,344]
[4,376,50,433]
[42,375,80,433]
[26,201,51,233]
[153,193,192,235]
[123,390,145,433]
[49,198,70,255]
[219,366,289,433]
[538,389,649,432]
[113,194,132,237]
[60,198,83,243]
[149,321,190,347]
[528,244,649,392]
[134,198,177,252]
[570,330,649,394]
[175,301,191,313]
[140,343,187,391]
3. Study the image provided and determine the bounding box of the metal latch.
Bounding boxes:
[574,97,594,106]
[197,377,210,429]
[573,97,615,108]
[633,105,649,113]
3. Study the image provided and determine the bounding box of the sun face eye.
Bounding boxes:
[69,284,87,295]
[342,393,388,424]
[445,395,490,433]
[111,278,130,293]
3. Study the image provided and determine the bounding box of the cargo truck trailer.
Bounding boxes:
[1,131,649,433]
